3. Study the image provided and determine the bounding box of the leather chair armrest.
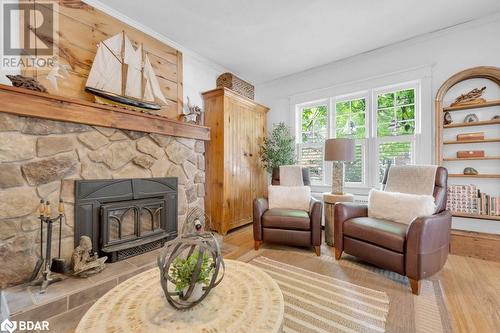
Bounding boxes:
[405,210,452,280]
[309,197,323,246]
[253,198,268,241]
[334,203,368,251]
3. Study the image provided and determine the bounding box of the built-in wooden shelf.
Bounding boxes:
[452,212,500,221]
[443,99,500,112]
[443,119,500,128]
[449,174,500,178]
[0,84,210,141]
[436,67,500,228]
[443,156,500,161]
[443,138,500,145]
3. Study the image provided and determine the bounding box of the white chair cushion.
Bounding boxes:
[368,189,436,225]
[268,185,311,211]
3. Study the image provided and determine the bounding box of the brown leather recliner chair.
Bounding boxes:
[253,168,323,256]
[334,166,451,295]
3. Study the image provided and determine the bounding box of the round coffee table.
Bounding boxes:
[75,259,284,333]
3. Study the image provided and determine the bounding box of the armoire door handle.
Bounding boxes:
[243,153,248,156]
[249,154,253,157]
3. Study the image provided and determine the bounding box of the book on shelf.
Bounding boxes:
[446,184,500,216]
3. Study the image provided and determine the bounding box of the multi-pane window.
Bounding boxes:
[335,97,367,184]
[298,105,328,184]
[375,88,416,182]
[296,82,419,188]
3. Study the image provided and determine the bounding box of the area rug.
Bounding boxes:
[239,248,453,333]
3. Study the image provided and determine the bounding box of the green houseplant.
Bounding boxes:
[259,122,296,173]
[171,251,214,299]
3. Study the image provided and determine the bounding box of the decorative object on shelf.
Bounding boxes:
[457,150,484,158]
[158,213,225,309]
[457,132,484,141]
[450,86,486,107]
[216,72,255,100]
[6,74,47,93]
[446,184,479,214]
[179,96,203,125]
[463,167,479,176]
[324,138,355,195]
[71,236,107,278]
[443,111,453,125]
[259,122,296,173]
[463,113,479,123]
[46,63,70,91]
[492,115,500,120]
[85,31,168,111]
[29,199,65,293]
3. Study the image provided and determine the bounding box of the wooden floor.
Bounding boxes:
[223,225,500,333]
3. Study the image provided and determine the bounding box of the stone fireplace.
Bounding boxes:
[0,112,206,288]
[74,178,178,262]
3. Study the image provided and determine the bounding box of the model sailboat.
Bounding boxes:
[85,32,167,110]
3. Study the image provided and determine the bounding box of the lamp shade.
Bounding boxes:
[324,138,355,162]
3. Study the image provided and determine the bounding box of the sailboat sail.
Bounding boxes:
[85,32,168,110]
[86,34,123,95]
[143,55,167,104]
[124,39,142,99]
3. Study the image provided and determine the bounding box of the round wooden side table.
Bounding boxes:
[75,259,284,333]
[323,193,354,246]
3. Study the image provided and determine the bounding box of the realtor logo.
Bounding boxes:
[0,319,49,332]
[1,0,58,70]
[0,319,16,333]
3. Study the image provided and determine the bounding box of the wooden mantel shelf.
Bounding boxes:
[0,84,210,141]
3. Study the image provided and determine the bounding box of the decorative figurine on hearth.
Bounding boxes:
[71,236,107,277]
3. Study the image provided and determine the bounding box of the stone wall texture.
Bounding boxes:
[0,114,205,288]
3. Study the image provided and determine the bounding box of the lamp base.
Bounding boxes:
[331,161,345,195]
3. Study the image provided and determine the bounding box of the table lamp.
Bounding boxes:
[324,138,355,195]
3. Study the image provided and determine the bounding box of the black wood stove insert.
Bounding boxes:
[74,178,177,262]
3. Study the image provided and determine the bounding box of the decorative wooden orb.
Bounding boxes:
[157,232,224,310]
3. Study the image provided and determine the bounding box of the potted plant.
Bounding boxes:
[259,122,296,174]
[170,251,214,301]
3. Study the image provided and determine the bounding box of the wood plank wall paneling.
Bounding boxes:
[450,230,500,262]
[22,0,183,119]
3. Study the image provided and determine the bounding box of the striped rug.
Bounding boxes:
[250,256,389,333]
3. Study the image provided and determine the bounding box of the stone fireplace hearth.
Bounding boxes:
[0,114,206,288]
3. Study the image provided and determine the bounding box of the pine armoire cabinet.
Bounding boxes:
[202,87,269,235]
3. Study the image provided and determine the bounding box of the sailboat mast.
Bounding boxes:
[141,43,145,100]
[120,31,127,96]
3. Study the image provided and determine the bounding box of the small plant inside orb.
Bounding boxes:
[170,251,214,294]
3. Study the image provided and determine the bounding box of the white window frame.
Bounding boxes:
[371,81,420,186]
[295,80,421,190]
[296,99,330,185]
[331,91,369,188]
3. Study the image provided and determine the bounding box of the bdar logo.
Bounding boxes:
[0,319,17,333]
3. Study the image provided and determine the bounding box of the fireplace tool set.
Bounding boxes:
[29,199,66,293]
